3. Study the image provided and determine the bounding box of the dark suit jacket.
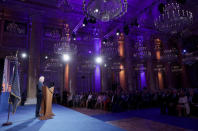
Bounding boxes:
[37,81,43,96]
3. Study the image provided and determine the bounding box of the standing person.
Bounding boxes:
[35,76,45,117]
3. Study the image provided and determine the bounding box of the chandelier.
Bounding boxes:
[83,0,128,22]
[54,24,77,55]
[154,2,193,34]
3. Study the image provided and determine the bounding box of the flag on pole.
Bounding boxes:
[0,59,5,94]
[2,58,11,92]
[9,60,21,114]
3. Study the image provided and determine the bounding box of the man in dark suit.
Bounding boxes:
[35,76,45,117]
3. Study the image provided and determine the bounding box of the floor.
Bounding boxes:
[0,105,123,131]
[72,107,198,131]
[1,105,198,131]
[107,117,187,131]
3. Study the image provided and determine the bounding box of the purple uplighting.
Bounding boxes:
[0,0,198,130]
[94,38,101,92]
[140,71,147,90]
[95,65,101,92]
[94,38,101,54]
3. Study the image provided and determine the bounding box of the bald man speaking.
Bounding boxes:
[35,76,45,117]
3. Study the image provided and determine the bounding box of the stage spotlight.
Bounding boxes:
[62,54,70,62]
[83,18,88,27]
[94,8,99,13]
[45,56,48,59]
[21,53,27,58]
[102,39,107,44]
[95,56,103,64]
[116,29,120,36]
[183,49,187,53]
[72,33,76,40]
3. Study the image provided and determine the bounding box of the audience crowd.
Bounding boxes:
[54,88,198,117]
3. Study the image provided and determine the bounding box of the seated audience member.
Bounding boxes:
[95,93,102,109]
[86,93,92,108]
[177,91,190,116]
[104,93,111,111]
[167,90,178,115]
[80,93,87,107]
[191,89,198,116]
[75,94,80,107]
[62,91,67,105]
[160,91,168,114]
[67,93,73,107]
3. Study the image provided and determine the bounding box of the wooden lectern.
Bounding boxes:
[39,86,55,120]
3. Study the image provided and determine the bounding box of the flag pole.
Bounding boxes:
[2,50,18,127]
[2,102,12,126]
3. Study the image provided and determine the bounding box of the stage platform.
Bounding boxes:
[0,104,124,131]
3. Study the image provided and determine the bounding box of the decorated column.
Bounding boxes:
[25,17,42,104]
[64,63,69,92]
[125,37,133,91]
[61,24,77,94]
[118,33,126,89]
[155,38,164,90]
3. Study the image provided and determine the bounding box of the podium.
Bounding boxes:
[39,86,55,120]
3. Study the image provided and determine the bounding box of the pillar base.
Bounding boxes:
[25,98,37,105]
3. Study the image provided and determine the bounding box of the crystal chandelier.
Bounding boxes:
[154,2,193,34]
[83,0,128,22]
[54,24,77,55]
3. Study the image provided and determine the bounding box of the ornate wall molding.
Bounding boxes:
[4,20,27,35]
[44,27,61,39]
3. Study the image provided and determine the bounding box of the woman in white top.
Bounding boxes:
[177,91,190,116]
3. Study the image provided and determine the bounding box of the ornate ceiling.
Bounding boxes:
[0,0,198,38]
